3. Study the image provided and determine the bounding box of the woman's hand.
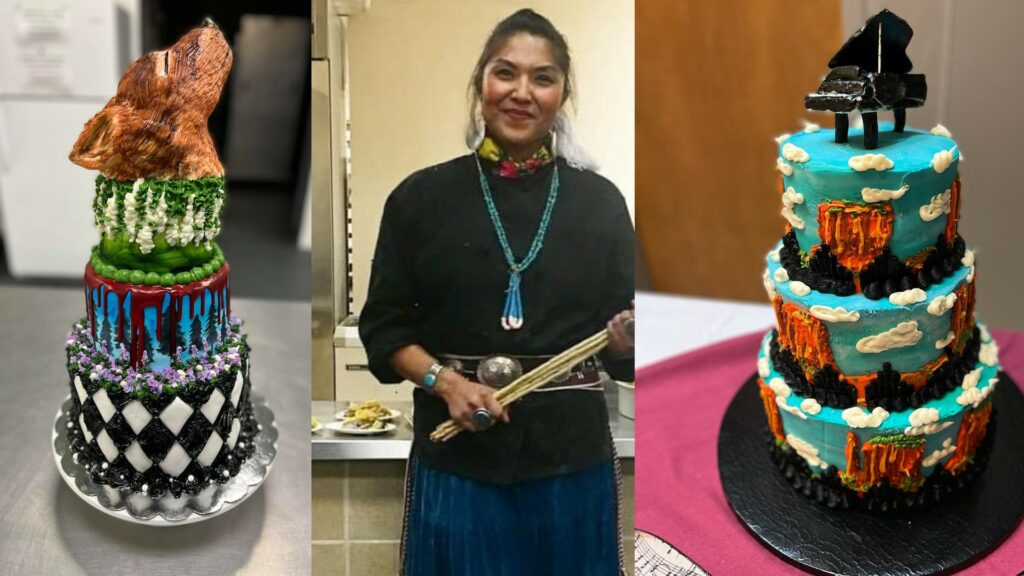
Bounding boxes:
[606,301,635,358]
[435,370,510,431]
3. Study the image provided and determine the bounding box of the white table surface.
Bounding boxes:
[635,291,776,369]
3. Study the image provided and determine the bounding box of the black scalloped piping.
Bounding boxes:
[765,409,995,513]
[768,327,981,411]
[778,231,967,300]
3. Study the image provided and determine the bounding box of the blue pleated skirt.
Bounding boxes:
[401,458,622,576]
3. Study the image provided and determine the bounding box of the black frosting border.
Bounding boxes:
[765,409,995,513]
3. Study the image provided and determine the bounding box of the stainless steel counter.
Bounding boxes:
[312,383,635,460]
[0,285,311,576]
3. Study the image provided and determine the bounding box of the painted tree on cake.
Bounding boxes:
[190,314,203,351]
[142,323,155,363]
[159,300,173,357]
[99,312,113,352]
[204,309,217,350]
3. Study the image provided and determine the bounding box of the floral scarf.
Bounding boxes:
[477,136,553,179]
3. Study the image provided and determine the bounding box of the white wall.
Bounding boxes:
[844,1,1024,330]
[345,0,634,311]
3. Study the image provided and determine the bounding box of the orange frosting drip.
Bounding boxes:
[816,200,894,272]
[758,378,786,444]
[945,401,992,474]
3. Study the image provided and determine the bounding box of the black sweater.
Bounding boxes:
[359,154,634,483]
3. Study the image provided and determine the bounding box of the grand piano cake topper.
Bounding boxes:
[805,9,927,149]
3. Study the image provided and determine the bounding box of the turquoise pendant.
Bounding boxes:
[501,272,523,330]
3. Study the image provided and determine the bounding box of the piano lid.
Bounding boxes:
[828,9,914,74]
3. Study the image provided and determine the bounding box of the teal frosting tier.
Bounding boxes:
[764,241,975,376]
[757,329,999,478]
[776,126,959,260]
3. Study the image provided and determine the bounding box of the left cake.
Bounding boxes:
[62,21,257,498]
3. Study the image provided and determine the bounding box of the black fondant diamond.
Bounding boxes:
[178,412,216,458]
[103,412,135,450]
[215,404,236,437]
[137,419,175,462]
[140,393,174,416]
[81,399,104,435]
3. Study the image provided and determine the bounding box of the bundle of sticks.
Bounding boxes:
[429,329,609,443]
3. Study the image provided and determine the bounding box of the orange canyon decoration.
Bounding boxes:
[758,379,786,443]
[950,278,976,353]
[842,432,925,492]
[817,200,895,272]
[773,298,835,372]
[945,178,962,242]
[944,401,992,474]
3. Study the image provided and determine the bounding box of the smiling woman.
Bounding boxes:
[355,8,635,576]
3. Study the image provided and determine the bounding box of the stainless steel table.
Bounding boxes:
[0,285,311,576]
[312,384,635,460]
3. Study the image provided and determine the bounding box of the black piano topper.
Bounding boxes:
[805,9,927,149]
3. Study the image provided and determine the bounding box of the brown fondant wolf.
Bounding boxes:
[70,20,232,180]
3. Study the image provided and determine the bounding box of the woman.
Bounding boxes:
[359,9,634,575]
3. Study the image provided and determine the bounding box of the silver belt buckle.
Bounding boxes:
[476,355,523,388]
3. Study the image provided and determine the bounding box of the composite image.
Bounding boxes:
[0,1,1022,575]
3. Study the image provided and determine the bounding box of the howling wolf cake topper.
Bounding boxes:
[70,18,232,180]
[805,9,927,150]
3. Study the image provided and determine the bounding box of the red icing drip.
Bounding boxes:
[83,262,231,368]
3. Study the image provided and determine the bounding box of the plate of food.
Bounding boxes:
[311,415,323,433]
[324,420,398,436]
[334,400,401,422]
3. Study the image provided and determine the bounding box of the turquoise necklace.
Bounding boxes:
[474,155,560,330]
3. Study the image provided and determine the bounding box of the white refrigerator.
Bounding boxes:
[0,0,138,278]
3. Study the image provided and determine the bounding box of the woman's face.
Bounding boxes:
[480,33,566,159]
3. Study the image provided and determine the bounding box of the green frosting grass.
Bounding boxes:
[90,243,226,285]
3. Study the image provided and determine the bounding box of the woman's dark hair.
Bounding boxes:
[469,9,574,105]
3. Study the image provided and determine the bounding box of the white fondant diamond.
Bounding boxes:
[121,400,153,435]
[230,372,244,407]
[196,432,223,467]
[201,389,226,424]
[159,442,191,478]
[79,413,93,443]
[159,397,194,436]
[96,429,118,463]
[227,418,241,449]
[124,441,152,472]
[74,375,88,404]
[93,388,116,422]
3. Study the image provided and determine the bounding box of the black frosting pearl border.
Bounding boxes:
[768,326,982,411]
[765,409,995,513]
[778,230,967,300]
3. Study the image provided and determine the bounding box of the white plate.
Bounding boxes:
[333,408,401,421]
[324,421,398,436]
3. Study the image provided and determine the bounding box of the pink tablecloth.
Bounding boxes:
[635,328,1024,575]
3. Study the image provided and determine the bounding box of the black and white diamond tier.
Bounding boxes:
[65,357,257,498]
[54,394,276,524]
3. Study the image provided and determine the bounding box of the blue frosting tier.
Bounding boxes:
[757,329,999,482]
[776,126,959,261]
[764,242,975,376]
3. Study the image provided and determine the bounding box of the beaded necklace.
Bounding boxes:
[473,153,559,330]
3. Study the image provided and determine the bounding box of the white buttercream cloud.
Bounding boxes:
[809,305,860,323]
[789,281,810,296]
[763,268,777,299]
[768,377,791,398]
[776,157,794,176]
[800,398,822,415]
[967,265,976,283]
[888,288,927,306]
[920,190,952,222]
[769,247,781,263]
[862,184,909,203]
[774,133,792,144]
[930,124,952,138]
[758,357,771,378]
[781,187,805,229]
[774,267,790,282]
[980,324,991,342]
[927,293,957,316]
[777,397,808,420]
[922,437,957,467]
[932,147,957,173]
[961,249,975,267]
[841,406,890,428]
[935,331,956,349]
[849,153,893,172]
[856,321,923,353]
[782,143,809,163]
[956,368,997,408]
[786,434,829,469]
[802,120,820,133]
[904,407,953,436]
[980,341,1000,367]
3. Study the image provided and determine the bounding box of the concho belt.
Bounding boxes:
[436,353,604,391]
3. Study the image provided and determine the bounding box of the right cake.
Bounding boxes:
[756,11,999,510]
